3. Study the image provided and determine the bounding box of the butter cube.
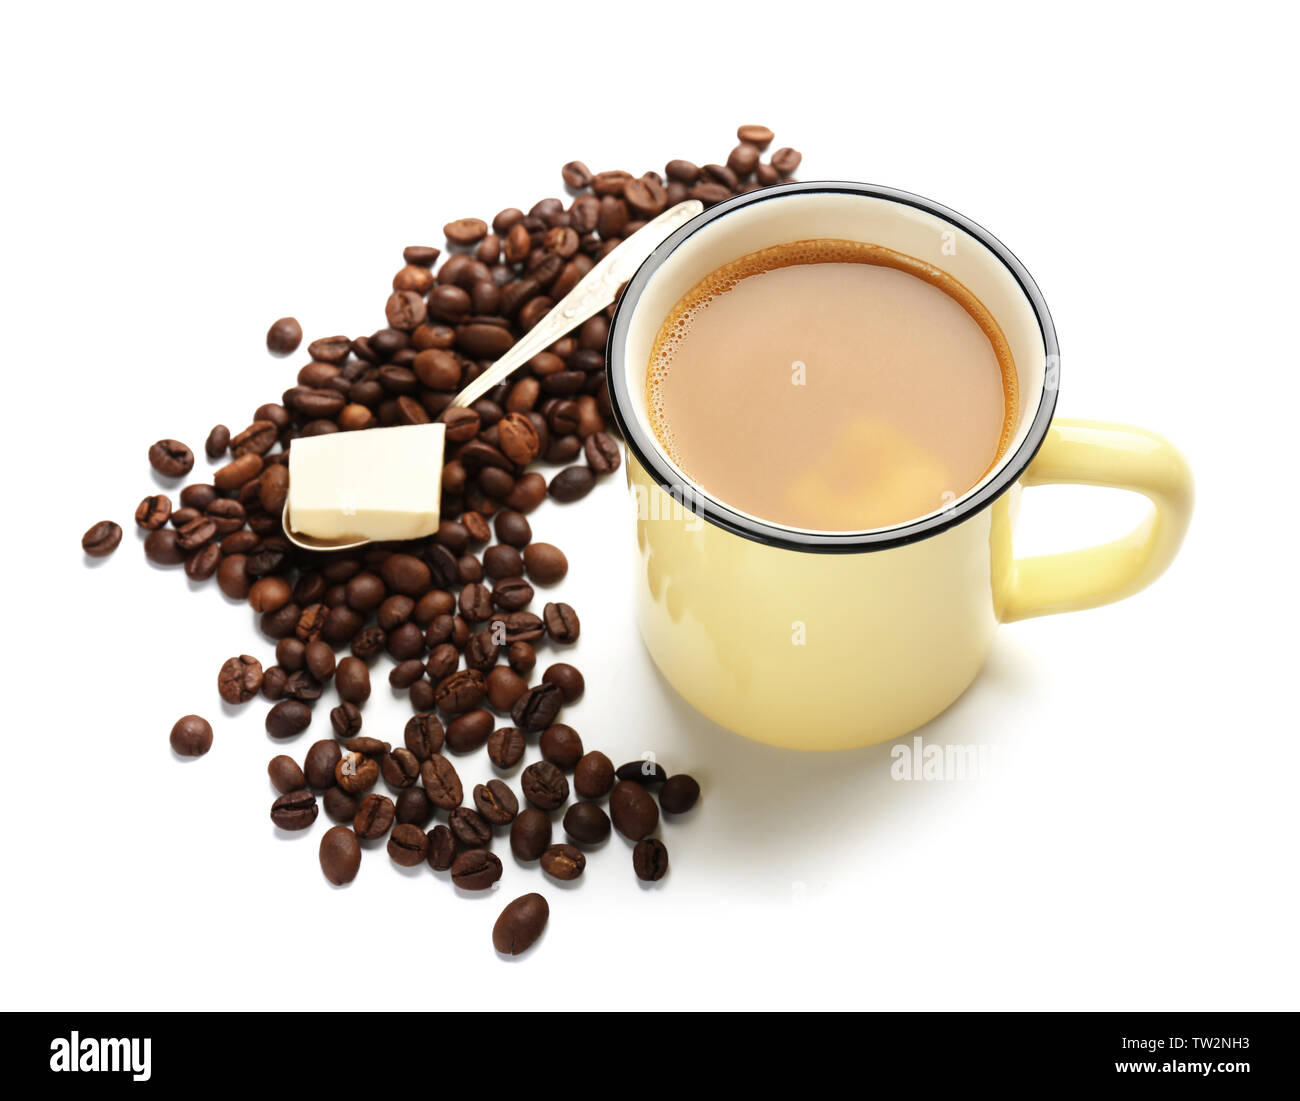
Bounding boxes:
[287,424,445,543]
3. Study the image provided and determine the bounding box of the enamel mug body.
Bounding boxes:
[607,183,1193,751]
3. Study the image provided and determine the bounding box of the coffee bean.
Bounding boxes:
[542,662,584,703]
[387,823,428,866]
[304,739,341,788]
[540,843,585,881]
[543,602,580,643]
[266,317,303,354]
[319,826,361,885]
[148,439,194,477]
[170,714,212,757]
[404,245,440,267]
[483,544,523,580]
[539,723,583,770]
[389,659,426,690]
[435,669,486,715]
[271,789,319,831]
[511,683,563,732]
[232,421,277,457]
[633,837,670,881]
[491,577,533,612]
[474,779,519,825]
[509,808,552,862]
[144,527,184,565]
[185,542,223,579]
[134,495,171,530]
[561,160,593,189]
[521,543,567,585]
[354,793,396,840]
[81,520,122,558]
[521,760,569,811]
[444,708,492,754]
[336,656,371,703]
[493,510,531,548]
[486,667,528,713]
[266,699,311,739]
[205,424,231,459]
[218,654,263,704]
[380,747,421,789]
[450,848,502,890]
[323,786,359,823]
[268,754,306,794]
[498,412,541,465]
[665,159,700,183]
[426,824,458,871]
[491,611,544,645]
[487,726,526,770]
[350,626,387,661]
[404,713,445,759]
[660,774,701,814]
[507,641,536,675]
[493,893,549,956]
[563,802,610,845]
[444,217,488,244]
[395,787,434,828]
[574,751,615,799]
[583,431,621,475]
[330,701,363,739]
[449,806,493,848]
[458,582,493,622]
[548,466,594,503]
[616,759,669,785]
[343,735,390,757]
[420,753,463,810]
[610,780,660,841]
[335,751,380,794]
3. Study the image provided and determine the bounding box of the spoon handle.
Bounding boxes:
[448,199,702,411]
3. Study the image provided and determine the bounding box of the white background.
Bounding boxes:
[3,1,1296,1011]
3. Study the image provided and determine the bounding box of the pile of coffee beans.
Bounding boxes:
[84,124,798,954]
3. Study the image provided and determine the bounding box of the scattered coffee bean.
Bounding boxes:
[354,793,396,840]
[548,465,594,502]
[510,808,552,861]
[616,759,669,785]
[473,779,519,826]
[304,739,341,789]
[610,780,659,841]
[426,824,458,871]
[493,892,549,956]
[218,654,263,704]
[387,823,429,866]
[574,751,615,799]
[487,726,526,769]
[395,787,434,828]
[446,708,494,753]
[336,656,371,703]
[540,843,586,881]
[330,701,363,739]
[319,826,361,885]
[450,848,502,890]
[404,713,445,759]
[539,723,583,770]
[148,439,194,477]
[268,754,306,794]
[420,753,463,810]
[521,760,569,811]
[271,789,319,831]
[543,601,580,643]
[266,316,303,354]
[542,663,584,702]
[633,837,670,881]
[380,747,421,789]
[134,495,172,530]
[81,520,123,558]
[511,683,563,732]
[170,714,213,757]
[266,699,312,739]
[205,424,231,459]
[449,806,493,848]
[522,542,567,585]
[335,751,380,794]
[563,802,611,845]
[660,774,701,814]
[323,786,359,823]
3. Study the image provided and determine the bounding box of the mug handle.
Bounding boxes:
[1000,418,1194,622]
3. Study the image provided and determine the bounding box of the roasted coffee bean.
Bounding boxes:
[350,626,387,661]
[268,754,307,794]
[205,424,231,459]
[377,594,416,632]
[336,751,380,794]
[497,412,541,465]
[271,789,319,831]
[266,316,303,354]
[404,244,440,267]
[563,801,611,845]
[420,753,463,810]
[540,843,586,881]
[486,666,528,713]
[561,160,593,189]
[689,181,732,205]
[474,779,519,825]
[493,893,548,956]
[543,601,580,643]
[218,654,263,704]
[342,735,390,757]
[633,837,670,881]
[737,123,774,148]
[304,640,334,682]
[610,780,659,841]
[521,542,567,585]
[491,611,544,645]
[354,793,396,840]
[379,553,431,597]
[319,826,361,885]
[389,659,426,689]
[148,439,194,477]
[449,806,493,848]
[266,699,312,739]
[483,544,523,580]
[323,786,359,823]
[330,701,363,739]
[134,495,171,530]
[504,471,547,513]
[446,708,494,753]
[395,787,434,828]
[507,641,536,675]
[539,723,583,771]
[458,582,493,622]
[450,848,502,891]
[771,146,802,176]
[343,569,384,612]
[490,577,533,612]
[249,576,292,614]
[205,498,247,535]
[304,739,341,788]
[493,510,531,548]
[548,465,594,502]
[232,421,278,457]
[213,452,262,491]
[511,682,563,732]
[665,158,700,183]
[487,726,526,770]
[260,602,302,640]
[169,714,212,757]
[387,823,429,866]
[380,747,421,789]
[81,520,122,558]
[727,142,760,178]
[176,516,218,551]
[336,656,371,703]
[435,669,486,715]
[574,750,615,799]
[660,774,701,814]
[444,217,488,244]
[404,714,445,759]
[616,759,669,785]
[542,662,584,703]
[583,431,621,475]
[295,604,328,644]
[409,680,435,712]
[521,760,569,811]
[510,808,552,862]
[425,642,459,683]
[426,824,458,871]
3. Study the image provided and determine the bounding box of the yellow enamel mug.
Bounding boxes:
[605,182,1193,751]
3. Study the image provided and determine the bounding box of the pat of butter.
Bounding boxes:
[287,424,445,543]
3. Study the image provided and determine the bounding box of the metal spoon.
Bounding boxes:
[282,199,703,551]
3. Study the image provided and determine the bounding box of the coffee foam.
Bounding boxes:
[647,239,1019,477]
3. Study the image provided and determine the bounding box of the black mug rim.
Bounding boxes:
[605,180,1060,554]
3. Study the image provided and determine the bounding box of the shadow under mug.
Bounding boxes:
[605,181,1194,751]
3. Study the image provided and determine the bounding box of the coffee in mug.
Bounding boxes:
[647,239,1018,530]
